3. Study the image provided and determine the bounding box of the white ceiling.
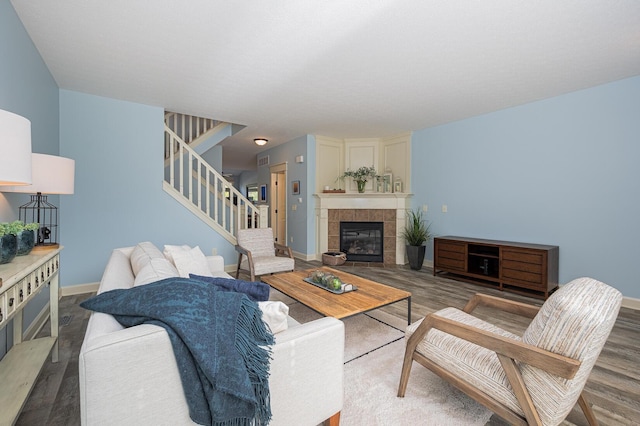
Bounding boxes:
[11,0,640,173]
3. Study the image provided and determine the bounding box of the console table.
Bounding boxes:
[0,247,61,424]
[434,236,558,299]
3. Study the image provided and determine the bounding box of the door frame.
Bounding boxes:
[269,162,287,244]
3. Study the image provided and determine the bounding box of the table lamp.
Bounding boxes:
[0,109,32,185]
[1,153,75,248]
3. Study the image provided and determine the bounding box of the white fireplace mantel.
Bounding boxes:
[314,192,413,264]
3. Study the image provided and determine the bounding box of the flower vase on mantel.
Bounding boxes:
[338,166,378,194]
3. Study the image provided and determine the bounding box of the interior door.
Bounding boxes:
[269,164,287,244]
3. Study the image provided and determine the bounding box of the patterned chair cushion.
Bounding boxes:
[406,308,525,417]
[242,256,294,276]
[237,228,278,258]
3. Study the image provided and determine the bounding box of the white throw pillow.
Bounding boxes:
[258,301,289,334]
[170,246,212,278]
[130,242,164,276]
[163,244,191,265]
[133,258,180,286]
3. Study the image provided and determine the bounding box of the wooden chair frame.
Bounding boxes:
[397,293,599,426]
[235,241,294,282]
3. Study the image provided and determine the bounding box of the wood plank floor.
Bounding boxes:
[16,260,640,425]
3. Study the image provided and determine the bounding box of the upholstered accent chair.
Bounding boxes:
[235,227,295,281]
[398,277,622,426]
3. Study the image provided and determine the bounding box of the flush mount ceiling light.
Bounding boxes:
[254,138,268,146]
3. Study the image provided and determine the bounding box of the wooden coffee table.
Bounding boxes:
[261,267,412,324]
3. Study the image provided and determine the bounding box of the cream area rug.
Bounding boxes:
[276,292,494,426]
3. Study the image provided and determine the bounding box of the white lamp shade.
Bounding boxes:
[1,153,75,194]
[0,109,32,185]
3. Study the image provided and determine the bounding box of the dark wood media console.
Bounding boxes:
[433,236,559,299]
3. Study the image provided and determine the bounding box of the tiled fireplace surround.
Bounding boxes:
[314,193,412,266]
[329,209,396,265]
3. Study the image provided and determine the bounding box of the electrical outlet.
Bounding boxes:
[422,204,428,212]
[211,248,217,256]
[290,237,293,243]
[291,204,297,211]
[442,204,448,213]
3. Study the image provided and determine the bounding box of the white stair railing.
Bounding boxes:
[164,111,230,160]
[163,126,267,244]
[165,111,221,144]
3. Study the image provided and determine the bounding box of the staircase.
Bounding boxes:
[163,113,266,245]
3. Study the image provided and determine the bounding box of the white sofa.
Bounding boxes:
[79,245,345,426]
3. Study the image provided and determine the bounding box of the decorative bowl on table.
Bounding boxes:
[305,270,356,294]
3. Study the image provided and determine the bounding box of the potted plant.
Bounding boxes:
[338,166,379,193]
[0,222,18,264]
[401,209,432,270]
[10,220,38,256]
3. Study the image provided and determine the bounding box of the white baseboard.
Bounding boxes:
[60,282,99,297]
[293,251,317,262]
[622,296,640,311]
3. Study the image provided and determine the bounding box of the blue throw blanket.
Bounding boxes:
[81,278,274,426]
[189,274,270,302]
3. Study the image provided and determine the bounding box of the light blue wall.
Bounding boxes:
[0,0,60,217]
[256,134,315,255]
[0,0,60,357]
[412,76,640,298]
[59,90,237,286]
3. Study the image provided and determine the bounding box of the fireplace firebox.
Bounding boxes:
[340,221,383,262]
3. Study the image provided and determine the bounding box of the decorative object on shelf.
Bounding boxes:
[0,153,75,248]
[292,180,300,195]
[322,189,345,193]
[401,208,432,270]
[337,166,378,193]
[394,177,403,193]
[17,222,39,255]
[0,109,32,186]
[383,173,393,193]
[17,228,36,255]
[0,223,18,264]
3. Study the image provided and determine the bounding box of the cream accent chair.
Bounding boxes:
[398,277,622,426]
[235,227,295,281]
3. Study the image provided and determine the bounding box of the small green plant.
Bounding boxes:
[337,166,379,184]
[0,221,38,236]
[5,220,23,236]
[25,222,39,231]
[401,209,432,246]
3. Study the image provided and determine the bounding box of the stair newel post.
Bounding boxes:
[258,205,269,228]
